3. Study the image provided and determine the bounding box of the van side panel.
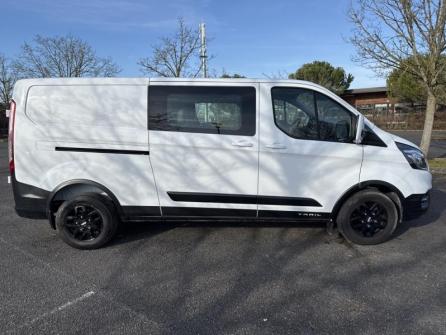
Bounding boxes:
[14,84,159,210]
[360,143,432,197]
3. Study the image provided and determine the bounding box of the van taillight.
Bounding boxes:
[8,100,16,175]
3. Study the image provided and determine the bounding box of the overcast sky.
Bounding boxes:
[1,0,385,88]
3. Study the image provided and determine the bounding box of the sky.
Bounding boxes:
[1,0,385,88]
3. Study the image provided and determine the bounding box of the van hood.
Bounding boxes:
[366,121,421,150]
[387,133,421,150]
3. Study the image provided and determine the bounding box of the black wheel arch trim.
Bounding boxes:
[47,179,125,227]
[331,180,405,222]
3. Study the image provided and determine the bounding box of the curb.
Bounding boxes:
[432,169,446,175]
[390,130,446,133]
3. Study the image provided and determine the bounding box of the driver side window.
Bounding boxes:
[316,92,354,142]
[272,88,318,140]
[272,87,354,143]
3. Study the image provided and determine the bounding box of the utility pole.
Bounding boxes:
[199,22,208,78]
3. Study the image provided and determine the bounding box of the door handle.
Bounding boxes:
[265,143,287,150]
[231,140,254,147]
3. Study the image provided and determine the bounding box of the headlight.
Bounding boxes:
[396,142,428,170]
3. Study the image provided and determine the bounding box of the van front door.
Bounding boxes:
[148,82,259,217]
[258,84,363,219]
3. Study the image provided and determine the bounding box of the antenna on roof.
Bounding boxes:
[199,22,208,78]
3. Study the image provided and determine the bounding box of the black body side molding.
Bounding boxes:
[167,192,322,207]
[55,147,149,155]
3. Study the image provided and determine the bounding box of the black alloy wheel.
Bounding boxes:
[63,204,103,241]
[349,201,388,238]
[55,193,118,249]
[337,189,398,245]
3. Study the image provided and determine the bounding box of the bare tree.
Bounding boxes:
[349,0,446,155]
[13,35,121,78]
[138,18,203,77]
[262,70,289,80]
[0,54,16,106]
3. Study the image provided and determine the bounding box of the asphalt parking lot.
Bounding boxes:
[1,141,446,334]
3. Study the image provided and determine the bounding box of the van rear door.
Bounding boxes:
[148,81,259,217]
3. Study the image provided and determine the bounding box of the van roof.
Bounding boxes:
[13,77,360,117]
[15,77,323,87]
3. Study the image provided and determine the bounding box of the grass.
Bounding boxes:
[429,158,446,170]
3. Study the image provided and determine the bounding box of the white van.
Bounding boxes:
[8,78,431,249]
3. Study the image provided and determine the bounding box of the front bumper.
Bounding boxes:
[403,191,430,220]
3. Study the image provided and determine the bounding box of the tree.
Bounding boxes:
[13,35,120,78]
[349,0,446,155]
[220,73,246,78]
[388,66,427,103]
[138,18,204,77]
[289,61,354,95]
[0,54,16,106]
[388,56,446,104]
[262,70,289,80]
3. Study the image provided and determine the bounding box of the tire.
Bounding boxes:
[337,189,398,245]
[55,193,118,249]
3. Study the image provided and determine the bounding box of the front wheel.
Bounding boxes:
[337,189,398,245]
[55,194,118,249]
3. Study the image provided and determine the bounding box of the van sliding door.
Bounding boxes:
[148,82,260,217]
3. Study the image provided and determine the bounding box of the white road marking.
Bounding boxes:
[0,237,159,332]
[13,291,96,331]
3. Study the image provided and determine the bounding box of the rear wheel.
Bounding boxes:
[55,194,118,249]
[337,189,398,245]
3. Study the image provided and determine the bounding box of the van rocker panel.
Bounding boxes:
[11,179,430,223]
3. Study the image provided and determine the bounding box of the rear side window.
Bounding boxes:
[149,86,256,135]
[272,87,355,143]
